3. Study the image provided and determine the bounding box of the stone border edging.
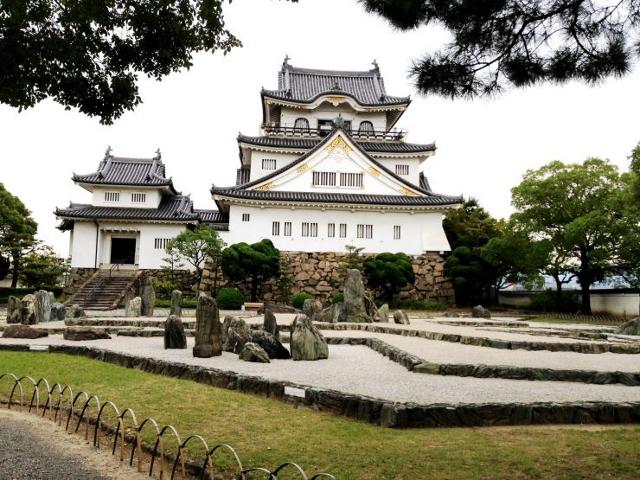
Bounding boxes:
[1,343,639,429]
[327,337,640,386]
[314,323,640,354]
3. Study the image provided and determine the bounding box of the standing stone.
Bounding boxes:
[238,342,271,363]
[65,304,86,319]
[193,294,222,358]
[617,317,640,336]
[122,286,136,311]
[20,294,36,325]
[34,290,53,323]
[471,305,491,319]
[222,316,253,353]
[51,303,66,321]
[170,290,183,316]
[290,314,329,361]
[364,293,381,322]
[377,303,390,322]
[250,330,290,359]
[393,310,410,325]
[164,315,187,349]
[7,296,21,324]
[342,269,372,323]
[302,298,323,322]
[126,297,142,317]
[140,276,156,317]
[263,309,280,340]
[319,303,342,323]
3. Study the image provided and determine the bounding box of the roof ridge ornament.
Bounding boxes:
[371,59,379,73]
[104,145,113,159]
[154,148,161,160]
[283,54,290,67]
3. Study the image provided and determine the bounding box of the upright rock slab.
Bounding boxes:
[320,303,342,323]
[20,294,36,325]
[193,294,222,358]
[222,316,253,353]
[342,269,372,323]
[393,310,410,325]
[170,290,183,316]
[377,303,390,322]
[364,293,381,322]
[290,314,328,361]
[164,315,187,349]
[302,298,323,322]
[263,309,280,340]
[7,296,21,324]
[51,303,66,321]
[617,317,640,336]
[34,290,53,323]
[140,276,156,317]
[126,297,142,317]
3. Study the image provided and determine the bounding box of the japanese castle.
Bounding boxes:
[56,59,462,271]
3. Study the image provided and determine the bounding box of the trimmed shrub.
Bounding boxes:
[331,292,344,304]
[153,279,178,299]
[291,292,312,309]
[155,298,198,309]
[530,290,580,313]
[216,288,244,310]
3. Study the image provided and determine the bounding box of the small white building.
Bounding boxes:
[56,150,223,270]
[212,59,462,255]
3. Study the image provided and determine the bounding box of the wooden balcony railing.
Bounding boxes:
[260,123,406,141]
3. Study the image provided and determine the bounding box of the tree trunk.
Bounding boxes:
[250,276,258,302]
[10,251,19,288]
[552,274,563,298]
[580,282,591,315]
[579,247,592,315]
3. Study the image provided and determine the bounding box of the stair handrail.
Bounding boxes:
[85,264,121,305]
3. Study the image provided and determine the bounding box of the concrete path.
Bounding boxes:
[0,409,148,480]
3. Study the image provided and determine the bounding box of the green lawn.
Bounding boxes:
[1,351,639,479]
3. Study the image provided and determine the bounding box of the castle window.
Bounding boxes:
[312,171,336,187]
[293,117,310,132]
[328,223,335,238]
[394,225,401,240]
[131,193,146,203]
[272,221,280,236]
[302,222,318,237]
[339,172,363,188]
[154,238,170,249]
[242,213,250,222]
[358,121,374,135]
[339,224,347,238]
[395,164,410,176]
[262,158,277,170]
[104,191,119,202]
[284,222,292,236]
[357,224,373,239]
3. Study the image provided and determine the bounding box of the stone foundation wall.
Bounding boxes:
[64,268,97,296]
[200,251,454,304]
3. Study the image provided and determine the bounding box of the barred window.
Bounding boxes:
[358,121,374,135]
[284,221,292,236]
[339,172,363,188]
[394,225,401,240]
[104,191,119,202]
[293,117,310,132]
[262,158,277,170]
[272,221,280,236]
[327,223,335,238]
[357,224,373,239]
[339,224,347,238]
[312,171,336,186]
[154,238,170,249]
[395,164,410,176]
[242,213,250,222]
[302,222,318,237]
[131,193,146,203]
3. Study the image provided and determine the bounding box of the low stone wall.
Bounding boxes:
[2,344,638,428]
[200,251,454,304]
[64,268,97,296]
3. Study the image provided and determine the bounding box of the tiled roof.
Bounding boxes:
[419,172,432,191]
[72,153,177,193]
[194,209,228,224]
[212,189,461,207]
[262,63,410,106]
[214,128,462,208]
[237,134,435,154]
[56,196,200,224]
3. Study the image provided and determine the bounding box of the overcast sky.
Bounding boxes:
[1,0,639,257]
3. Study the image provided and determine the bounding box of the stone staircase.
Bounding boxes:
[66,269,141,310]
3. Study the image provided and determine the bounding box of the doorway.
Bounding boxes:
[110,238,137,265]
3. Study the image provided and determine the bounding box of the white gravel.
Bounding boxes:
[2,335,640,405]
[323,330,640,372]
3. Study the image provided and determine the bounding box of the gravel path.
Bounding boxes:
[0,409,148,480]
[2,335,640,405]
[323,330,640,372]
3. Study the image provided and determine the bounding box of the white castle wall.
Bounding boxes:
[91,186,163,209]
[279,105,387,131]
